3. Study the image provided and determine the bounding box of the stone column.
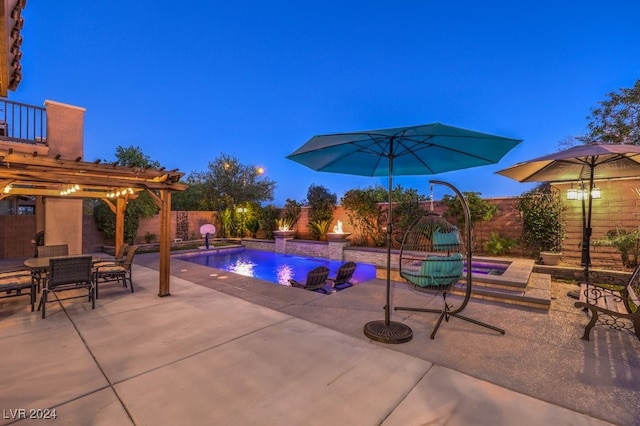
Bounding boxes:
[327,240,350,260]
[274,231,295,253]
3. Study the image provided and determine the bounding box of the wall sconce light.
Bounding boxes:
[591,186,601,199]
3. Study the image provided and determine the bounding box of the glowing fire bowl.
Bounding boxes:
[326,232,351,242]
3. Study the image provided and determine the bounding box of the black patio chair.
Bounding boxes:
[36,244,69,258]
[0,270,36,311]
[93,243,130,268]
[289,266,331,294]
[94,245,138,299]
[38,256,95,319]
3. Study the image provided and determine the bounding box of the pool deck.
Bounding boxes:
[1,252,639,425]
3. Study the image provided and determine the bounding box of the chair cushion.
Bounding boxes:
[0,270,31,279]
[95,265,125,274]
[405,253,463,287]
[0,274,33,292]
[433,228,461,251]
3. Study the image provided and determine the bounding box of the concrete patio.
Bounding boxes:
[1,252,639,425]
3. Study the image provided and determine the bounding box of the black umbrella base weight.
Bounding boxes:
[363,320,413,344]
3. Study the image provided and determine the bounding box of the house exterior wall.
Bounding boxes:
[41,100,86,254]
[0,214,35,257]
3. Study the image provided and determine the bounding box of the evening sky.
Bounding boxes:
[13,1,640,204]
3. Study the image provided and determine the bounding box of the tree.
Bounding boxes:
[441,192,497,250]
[341,187,386,246]
[282,198,302,230]
[390,186,426,246]
[341,184,426,247]
[171,173,210,211]
[93,146,161,243]
[199,154,275,212]
[258,204,280,240]
[516,183,565,256]
[306,184,337,239]
[580,79,640,145]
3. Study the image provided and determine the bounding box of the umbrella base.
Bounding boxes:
[363,320,413,344]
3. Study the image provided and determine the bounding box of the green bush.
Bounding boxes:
[593,227,640,268]
[308,219,331,240]
[516,183,565,256]
[484,232,518,256]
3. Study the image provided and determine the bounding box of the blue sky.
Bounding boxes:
[12,1,640,205]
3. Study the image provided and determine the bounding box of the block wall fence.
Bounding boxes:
[2,182,638,269]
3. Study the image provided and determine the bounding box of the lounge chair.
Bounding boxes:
[289,266,331,294]
[94,245,138,298]
[329,261,357,290]
[38,256,95,319]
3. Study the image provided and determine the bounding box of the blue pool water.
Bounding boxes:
[178,248,377,286]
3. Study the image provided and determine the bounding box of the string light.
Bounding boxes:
[60,184,80,196]
[107,187,134,198]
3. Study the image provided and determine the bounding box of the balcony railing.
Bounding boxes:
[0,98,47,145]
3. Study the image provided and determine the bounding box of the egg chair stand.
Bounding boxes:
[394,179,506,339]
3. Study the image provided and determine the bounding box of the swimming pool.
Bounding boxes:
[177,248,508,287]
[177,248,377,286]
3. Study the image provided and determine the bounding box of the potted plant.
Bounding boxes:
[539,249,562,266]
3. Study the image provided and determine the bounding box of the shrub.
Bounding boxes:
[516,183,565,256]
[593,227,640,268]
[484,232,518,256]
[306,185,337,239]
[308,219,332,240]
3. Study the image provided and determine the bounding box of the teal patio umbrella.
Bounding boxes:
[287,123,522,343]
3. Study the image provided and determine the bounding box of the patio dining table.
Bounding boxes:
[24,255,103,272]
[24,255,104,290]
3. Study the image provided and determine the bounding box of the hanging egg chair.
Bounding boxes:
[395,180,506,339]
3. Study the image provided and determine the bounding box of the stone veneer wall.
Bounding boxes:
[242,238,393,264]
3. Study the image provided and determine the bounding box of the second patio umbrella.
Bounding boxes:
[497,143,640,284]
[287,123,521,343]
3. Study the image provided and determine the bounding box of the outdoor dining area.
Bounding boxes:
[0,243,138,318]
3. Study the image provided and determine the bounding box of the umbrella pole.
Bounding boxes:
[583,166,595,283]
[385,166,393,324]
[363,142,412,344]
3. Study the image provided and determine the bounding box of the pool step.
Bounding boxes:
[451,272,551,310]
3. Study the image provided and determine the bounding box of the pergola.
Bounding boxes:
[0,148,187,296]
